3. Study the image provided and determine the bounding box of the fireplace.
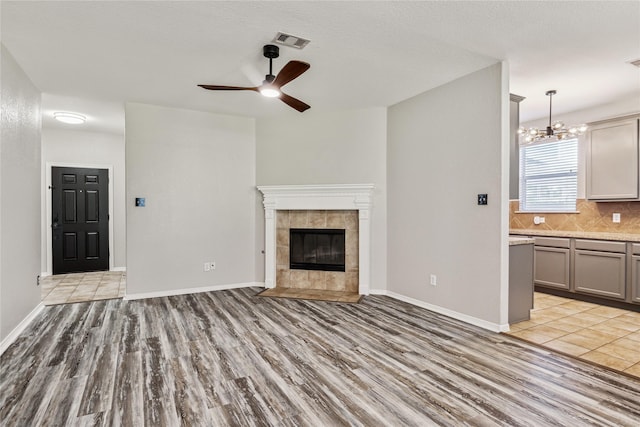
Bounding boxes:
[290,228,346,272]
[257,184,374,295]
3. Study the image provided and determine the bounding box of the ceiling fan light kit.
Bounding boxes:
[198,44,311,112]
[518,90,587,143]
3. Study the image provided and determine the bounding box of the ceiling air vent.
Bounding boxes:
[273,32,310,49]
[629,59,640,68]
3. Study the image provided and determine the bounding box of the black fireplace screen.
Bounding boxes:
[289,228,346,272]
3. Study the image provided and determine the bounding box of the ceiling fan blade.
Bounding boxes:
[279,92,310,112]
[273,61,310,89]
[198,84,258,91]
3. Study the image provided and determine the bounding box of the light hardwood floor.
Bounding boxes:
[2,288,639,426]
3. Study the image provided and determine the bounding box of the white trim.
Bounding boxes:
[368,289,388,295]
[384,291,509,333]
[0,303,45,355]
[111,267,127,272]
[40,272,51,278]
[45,162,115,275]
[124,281,263,301]
[257,184,374,295]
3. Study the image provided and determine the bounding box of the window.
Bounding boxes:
[519,138,577,212]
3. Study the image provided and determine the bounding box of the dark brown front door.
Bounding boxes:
[52,167,109,274]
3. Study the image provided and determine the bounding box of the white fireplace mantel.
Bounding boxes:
[257,184,374,295]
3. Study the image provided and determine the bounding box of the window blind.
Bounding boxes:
[519,138,577,212]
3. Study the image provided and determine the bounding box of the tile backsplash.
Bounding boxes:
[510,199,640,233]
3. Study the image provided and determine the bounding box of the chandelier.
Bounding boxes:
[518,90,587,143]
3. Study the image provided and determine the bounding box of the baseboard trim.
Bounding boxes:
[124,282,264,301]
[1,302,45,356]
[383,291,508,333]
[368,289,388,295]
[111,267,127,272]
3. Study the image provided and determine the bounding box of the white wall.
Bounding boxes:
[0,45,42,341]
[256,107,388,291]
[41,128,126,271]
[520,95,640,200]
[125,103,257,295]
[387,63,509,328]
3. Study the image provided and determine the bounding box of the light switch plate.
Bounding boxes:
[612,213,621,223]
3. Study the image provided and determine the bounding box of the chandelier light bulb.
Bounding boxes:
[529,128,538,136]
[552,121,564,130]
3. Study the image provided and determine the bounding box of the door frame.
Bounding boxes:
[45,162,115,275]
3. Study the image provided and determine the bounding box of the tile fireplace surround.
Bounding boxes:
[257,184,374,295]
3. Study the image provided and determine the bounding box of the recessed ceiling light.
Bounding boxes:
[53,112,86,124]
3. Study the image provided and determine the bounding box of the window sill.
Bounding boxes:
[514,211,580,214]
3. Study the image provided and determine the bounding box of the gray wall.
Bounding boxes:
[256,107,388,291]
[1,45,42,341]
[41,128,126,271]
[387,63,508,326]
[125,103,257,295]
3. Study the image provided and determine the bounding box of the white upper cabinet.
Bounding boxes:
[586,116,639,200]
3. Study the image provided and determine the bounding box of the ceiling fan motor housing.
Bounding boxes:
[263,44,279,59]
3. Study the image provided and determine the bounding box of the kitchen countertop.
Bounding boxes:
[509,236,535,246]
[510,229,640,243]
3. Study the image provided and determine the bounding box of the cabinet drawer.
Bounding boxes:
[534,237,570,248]
[575,239,626,253]
[633,243,640,256]
[574,250,626,300]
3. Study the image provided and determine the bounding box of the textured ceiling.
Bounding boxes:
[2,1,639,134]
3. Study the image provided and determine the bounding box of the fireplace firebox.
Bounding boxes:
[290,228,346,272]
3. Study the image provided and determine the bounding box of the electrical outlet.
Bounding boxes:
[211,261,216,270]
[204,262,211,272]
[613,213,621,223]
[430,274,437,286]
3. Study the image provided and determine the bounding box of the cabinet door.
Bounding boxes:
[587,118,639,200]
[534,247,570,290]
[633,255,640,304]
[574,250,626,299]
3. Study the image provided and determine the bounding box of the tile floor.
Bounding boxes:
[507,292,640,378]
[258,287,361,303]
[41,271,126,305]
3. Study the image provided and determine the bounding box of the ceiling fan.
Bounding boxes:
[198,44,311,112]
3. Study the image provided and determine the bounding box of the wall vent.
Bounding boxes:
[629,59,640,68]
[273,32,310,49]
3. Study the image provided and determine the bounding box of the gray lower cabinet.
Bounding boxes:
[574,250,626,300]
[509,243,533,323]
[633,255,640,303]
[534,246,570,290]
